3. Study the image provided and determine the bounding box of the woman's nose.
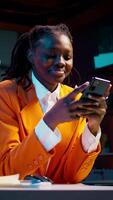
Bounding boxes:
[55,55,65,67]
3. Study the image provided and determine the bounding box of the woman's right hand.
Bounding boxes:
[43,82,95,130]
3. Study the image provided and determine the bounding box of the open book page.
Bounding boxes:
[0,174,20,186]
[0,174,52,188]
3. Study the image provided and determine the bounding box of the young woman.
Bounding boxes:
[0,24,110,183]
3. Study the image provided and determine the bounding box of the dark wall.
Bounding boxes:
[69,16,113,152]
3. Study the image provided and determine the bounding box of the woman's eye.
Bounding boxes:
[46,55,56,59]
[64,55,72,60]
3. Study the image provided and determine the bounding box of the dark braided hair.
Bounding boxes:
[2,24,73,88]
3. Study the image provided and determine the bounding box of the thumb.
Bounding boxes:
[67,81,89,100]
[104,84,112,98]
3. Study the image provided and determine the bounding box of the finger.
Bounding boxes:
[70,110,96,119]
[81,96,107,110]
[87,95,105,103]
[68,100,107,115]
[69,104,102,114]
[67,101,99,112]
[104,84,112,98]
[69,99,100,107]
[67,81,89,100]
[87,107,106,116]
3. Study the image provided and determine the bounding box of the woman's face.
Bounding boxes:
[32,32,73,91]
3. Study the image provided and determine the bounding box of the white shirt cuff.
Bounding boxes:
[81,123,101,153]
[35,119,62,151]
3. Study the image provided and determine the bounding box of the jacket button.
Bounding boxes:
[29,164,33,169]
[33,160,38,165]
[38,155,43,161]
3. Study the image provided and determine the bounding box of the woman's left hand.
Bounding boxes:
[85,84,112,136]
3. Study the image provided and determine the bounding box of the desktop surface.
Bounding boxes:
[0,184,113,200]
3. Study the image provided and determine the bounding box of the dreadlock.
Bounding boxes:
[2,32,32,88]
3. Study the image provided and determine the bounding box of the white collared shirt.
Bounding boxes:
[32,72,101,153]
[32,71,60,113]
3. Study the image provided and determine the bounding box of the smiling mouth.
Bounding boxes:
[49,69,65,77]
[48,67,65,76]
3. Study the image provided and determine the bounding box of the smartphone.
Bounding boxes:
[80,77,110,101]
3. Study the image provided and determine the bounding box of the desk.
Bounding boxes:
[0,184,113,200]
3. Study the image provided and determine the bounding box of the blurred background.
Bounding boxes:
[0,0,113,184]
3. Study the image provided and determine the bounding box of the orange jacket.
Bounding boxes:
[0,80,101,183]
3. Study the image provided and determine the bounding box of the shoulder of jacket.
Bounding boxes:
[0,80,17,92]
[0,80,21,112]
